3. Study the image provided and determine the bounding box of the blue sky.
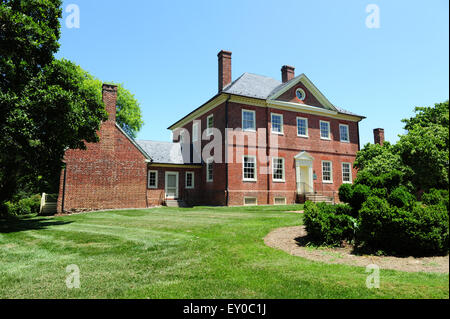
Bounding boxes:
[56,0,449,146]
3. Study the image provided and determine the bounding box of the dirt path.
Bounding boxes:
[264,226,449,273]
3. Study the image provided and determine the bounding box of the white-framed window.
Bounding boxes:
[339,124,349,143]
[296,88,306,101]
[243,155,257,181]
[342,162,352,183]
[192,121,199,142]
[242,109,256,132]
[271,113,283,134]
[148,170,158,188]
[272,157,285,182]
[320,121,330,140]
[274,197,287,205]
[185,171,194,188]
[296,117,308,137]
[322,161,333,183]
[244,197,257,206]
[206,158,213,182]
[206,114,214,136]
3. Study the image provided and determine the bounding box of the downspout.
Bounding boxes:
[266,105,270,205]
[61,167,66,213]
[225,94,230,206]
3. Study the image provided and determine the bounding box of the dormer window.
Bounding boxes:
[295,88,306,101]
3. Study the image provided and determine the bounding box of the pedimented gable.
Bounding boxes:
[268,74,337,111]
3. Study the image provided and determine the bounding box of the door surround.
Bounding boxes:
[294,151,314,194]
[165,171,179,199]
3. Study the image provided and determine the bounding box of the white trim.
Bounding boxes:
[206,157,214,182]
[342,162,352,184]
[339,123,350,143]
[319,120,331,140]
[242,109,256,132]
[322,160,333,184]
[206,114,214,136]
[164,171,179,199]
[272,157,285,182]
[114,123,152,160]
[268,74,337,111]
[270,112,284,135]
[242,155,257,182]
[296,116,309,138]
[274,197,287,205]
[243,197,258,206]
[267,100,337,116]
[185,171,195,189]
[148,170,158,189]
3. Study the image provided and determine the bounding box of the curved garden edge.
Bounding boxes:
[264,226,449,274]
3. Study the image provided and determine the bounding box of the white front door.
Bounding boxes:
[165,172,179,199]
[294,151,314,194]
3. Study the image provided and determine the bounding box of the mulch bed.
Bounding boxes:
[264,226,449,273]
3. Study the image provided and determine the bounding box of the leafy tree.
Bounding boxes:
[397,101,449,192]
[0,1,108,209]
[73,66,143,138]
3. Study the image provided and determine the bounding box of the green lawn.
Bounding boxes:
[0,205,448,299]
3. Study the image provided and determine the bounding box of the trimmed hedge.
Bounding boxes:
[303,201,357,246]
[357,196,449,256]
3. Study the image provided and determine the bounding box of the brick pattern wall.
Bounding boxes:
[146,166,202,206]
[57,85,148,213]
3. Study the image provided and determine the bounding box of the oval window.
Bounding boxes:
[296,88,306,101]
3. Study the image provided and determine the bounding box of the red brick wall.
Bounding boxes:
[225,101,359,205]
[57,85,148,213]
[173,102,228,205]
[146,166,202,206]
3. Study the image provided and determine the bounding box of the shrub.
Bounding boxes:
[349,184,371,212]
[388,186,415,208]
[422,189,449,209]
[357,196,449,256]
[338,183,353,204]
[5,194,41,216]
[303,201,357,246]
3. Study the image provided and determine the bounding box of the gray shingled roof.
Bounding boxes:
[136,140,187,164]
[222,73,282,99]
[222,72,364,118]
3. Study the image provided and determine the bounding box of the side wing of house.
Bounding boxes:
[57,85,150,213]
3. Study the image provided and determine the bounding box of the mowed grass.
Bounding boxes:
[0,205,448,299]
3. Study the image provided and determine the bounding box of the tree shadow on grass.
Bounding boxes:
[0,215,72,233]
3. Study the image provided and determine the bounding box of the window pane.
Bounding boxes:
[243,111,255,130]
[273,158,284,180]
[342,163,351,182]
[340,125,349,142]
[243,156,256,180]
[149,172,157,187]
[271,114,282,133]
[297,118,307,136]
[320,122,330,139]
[207,161,213,181]
[322,161,332,181]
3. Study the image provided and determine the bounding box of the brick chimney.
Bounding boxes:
[102,84,118,122]
[374,128,385,146]
[281,65,295,83]
[218,50,232,92]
